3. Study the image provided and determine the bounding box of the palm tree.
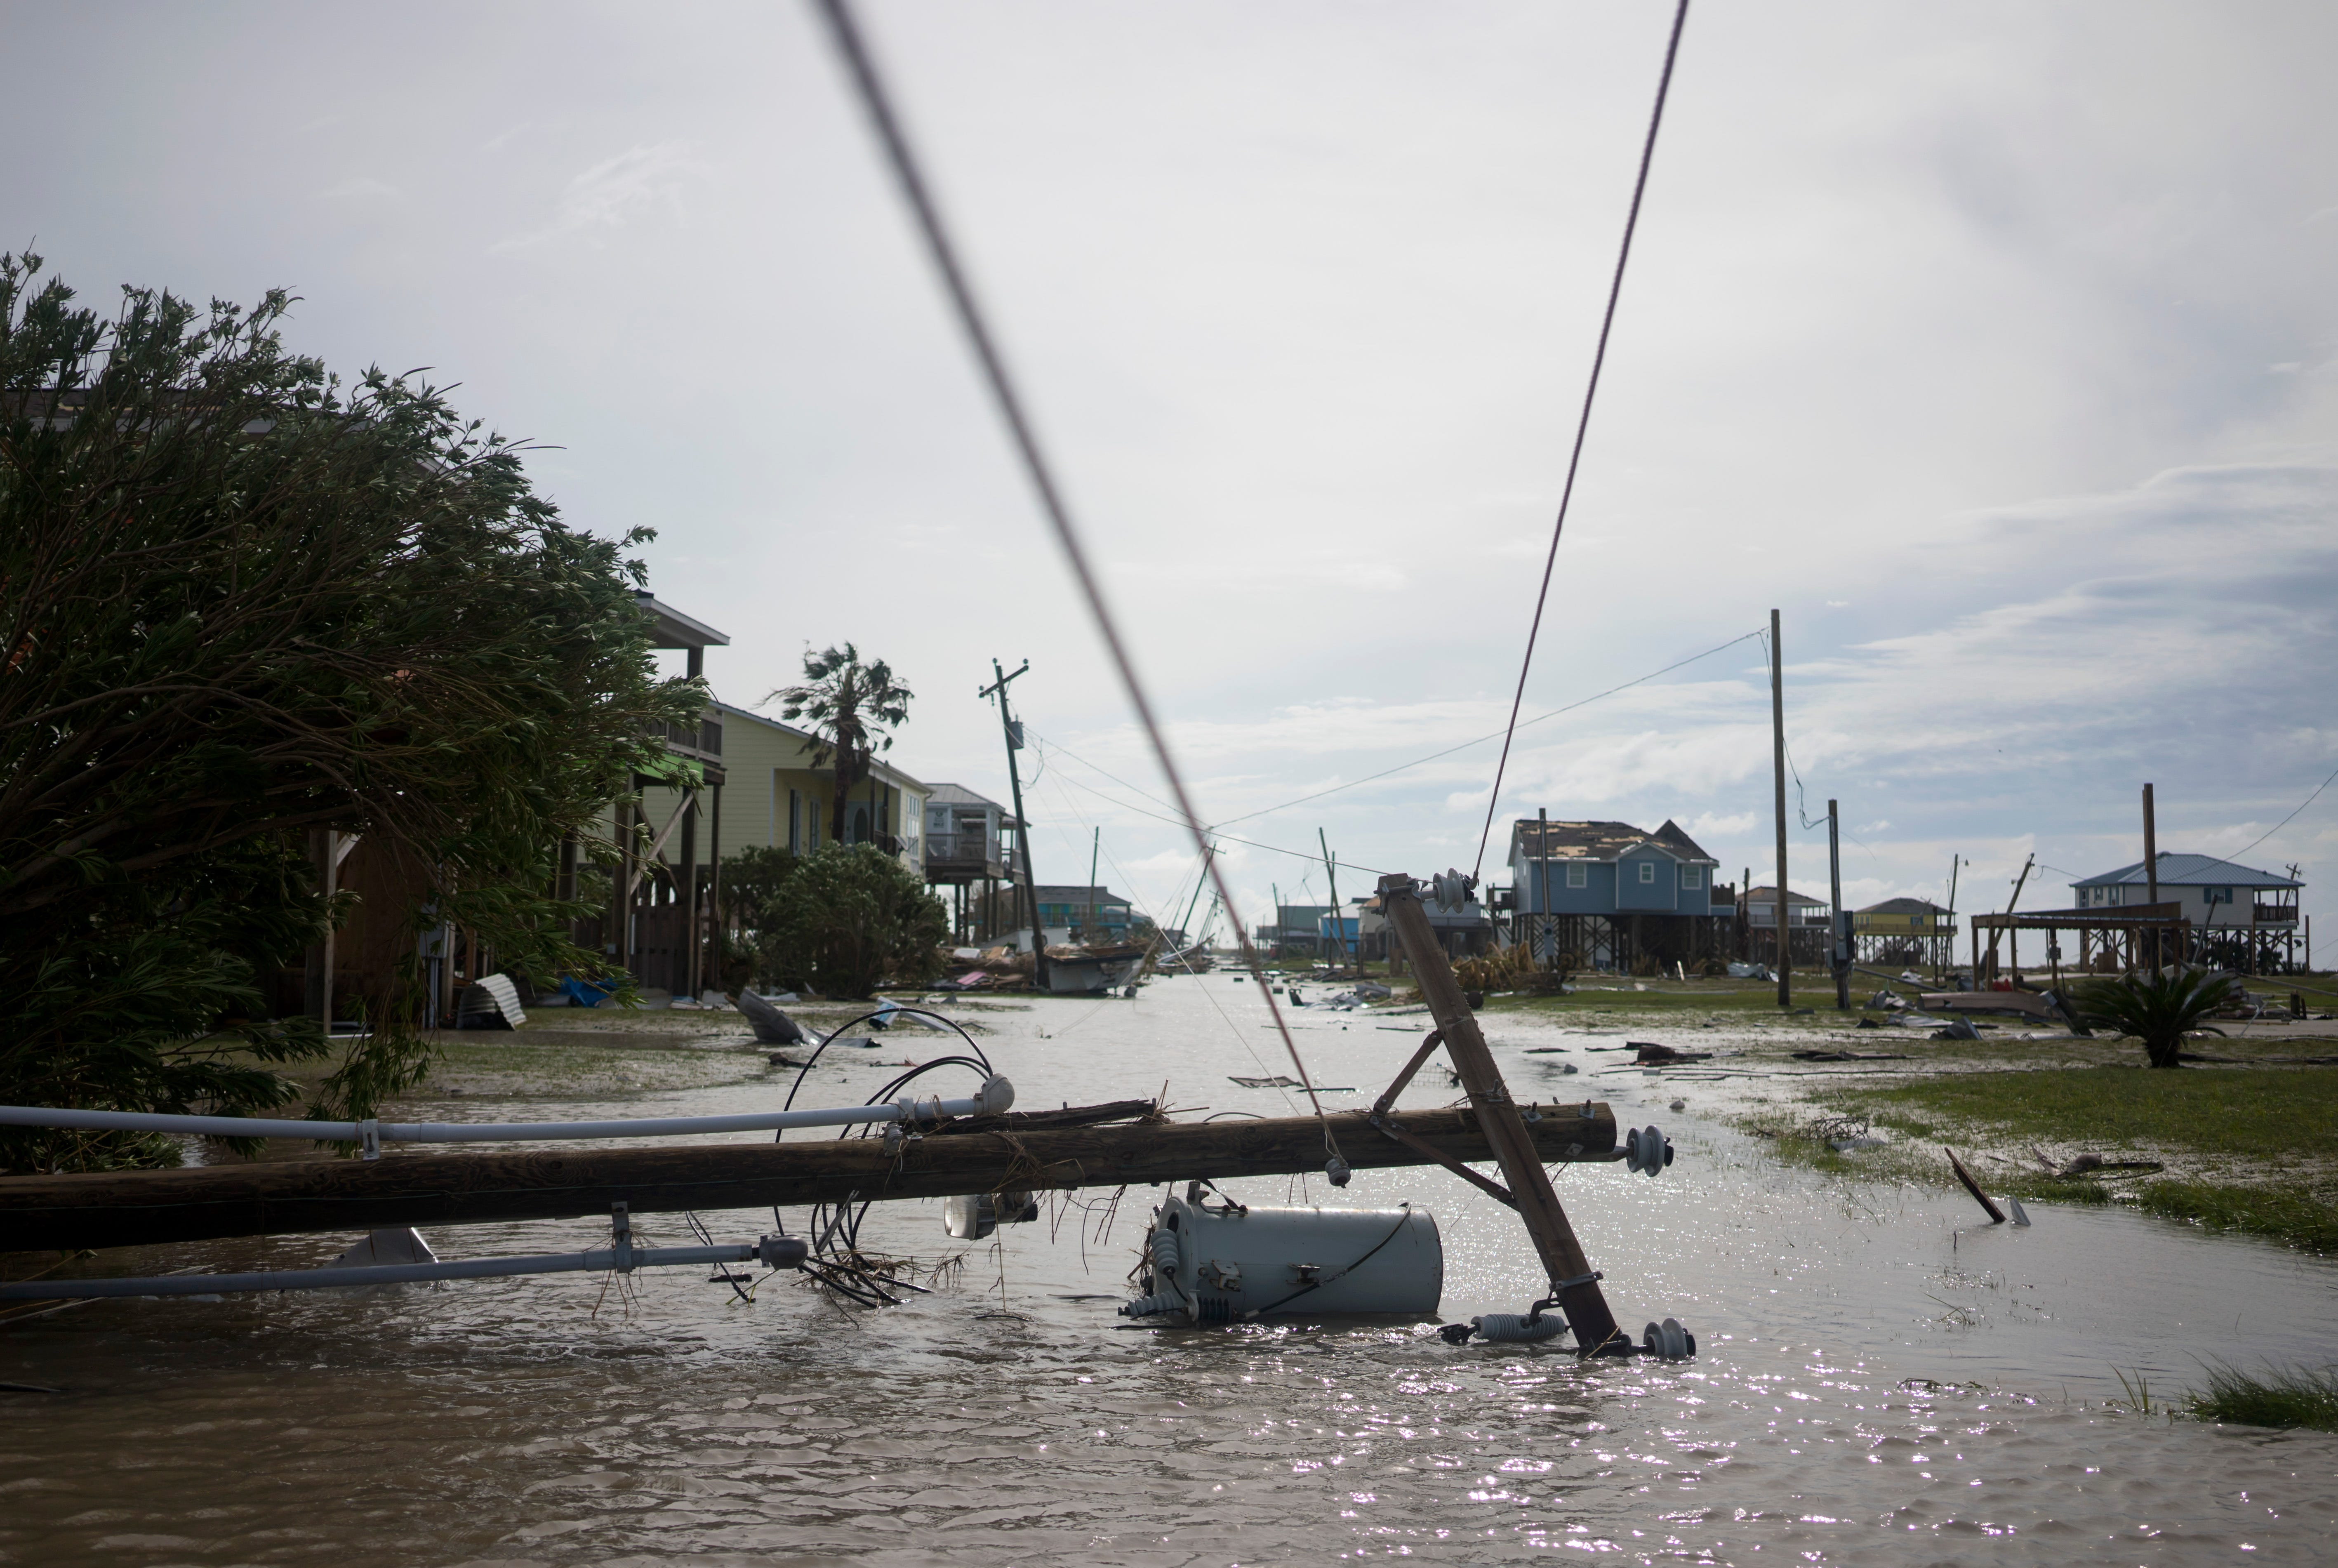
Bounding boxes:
[768,645,913,850]
[2075,968,2238,1068]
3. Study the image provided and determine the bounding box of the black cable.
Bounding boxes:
[811,0,1344,1166]
[1473,0,1694,881]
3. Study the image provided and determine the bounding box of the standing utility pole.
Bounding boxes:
[1827,800,1849,1010]
[1769,609,1791,1006]
[2142,782,2160,969]
[1539,807,1554,971]
[979,659,1044,985]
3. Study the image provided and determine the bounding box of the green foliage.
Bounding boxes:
[756,843,947,999]
[0,252,699,1170]
[2185,1362,2338,1431]
[2075,969,2239,1067]
[719,843,803,989]
[2136,1180,2338,1254]
[769,645,912,846]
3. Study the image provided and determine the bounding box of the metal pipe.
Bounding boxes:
[0,1242,785,1302]
[0,1077,1012,1147]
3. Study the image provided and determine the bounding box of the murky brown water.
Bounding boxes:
[6,975,2335,1564]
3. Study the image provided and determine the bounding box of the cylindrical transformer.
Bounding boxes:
[1131,1194,1442,1319]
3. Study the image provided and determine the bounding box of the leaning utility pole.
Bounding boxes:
[1085,826,1100,942]
[1319,829,1350,973]
[1379,873,1630,1353]
[979,659,1045,986]
[1770,609,1791,1006]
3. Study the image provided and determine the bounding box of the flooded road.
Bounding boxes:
[5,972,2335,1564]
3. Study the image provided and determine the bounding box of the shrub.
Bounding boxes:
[758,844,947,999]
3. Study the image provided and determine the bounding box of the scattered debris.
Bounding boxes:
[1944,1147,2008,1224]
[1931,1017,1982,1040]
[457,973,525,1030]
[1632,1042,1713,1064]
[736,991,807,1046]
[1791,1049,1910,1062]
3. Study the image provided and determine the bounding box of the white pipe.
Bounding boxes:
[0,1241,795,1301]
[0,1076,1014,1147]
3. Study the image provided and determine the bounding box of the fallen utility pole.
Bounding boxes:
[0,1102,1618,1254]
[1378,873,1631,1355]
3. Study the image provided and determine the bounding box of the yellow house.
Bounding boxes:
[584,593,929,999]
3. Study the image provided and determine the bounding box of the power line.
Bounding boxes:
[813,0,1341,1151]
[1029,624,1764,837]
[1472,0,1693,881]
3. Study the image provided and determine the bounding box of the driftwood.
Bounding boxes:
[0,1101,1618,1253]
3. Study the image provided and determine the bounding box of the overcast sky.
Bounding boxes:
[8,1,2335,943]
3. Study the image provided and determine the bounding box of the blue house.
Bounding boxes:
[1504,818,1736,971]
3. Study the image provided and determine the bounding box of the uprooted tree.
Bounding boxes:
[0,252,701,1172]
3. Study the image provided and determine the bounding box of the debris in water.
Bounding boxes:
[1944,1147,2008,1223]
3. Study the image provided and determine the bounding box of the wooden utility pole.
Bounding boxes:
[1978,853,2034,982]
[1319,829,1349,973]
[1943,854,1961,982]
[1540,807,1555,970]
[0,1101,1619,1254]
[1085,826,1100,942]
[1828,800,1849,1010]
[1379,875,1627,1353]
[2143,782,2160,969]
[1770,609,1791,1005]
[979,660,1044,982]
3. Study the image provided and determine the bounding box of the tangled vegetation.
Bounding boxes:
[723,842,947,999]
[0,253,698,1170]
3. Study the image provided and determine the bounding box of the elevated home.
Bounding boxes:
[1507,818,1735,970]
[1853,897,1955,968]
[1356,892,1492,962]
[922,784,1027,942]
[1741,885,1830,967]
[2071,853,2304,973]
[565,593,733,1004]
[586,595,932,1001]
[1030,885,1134,944]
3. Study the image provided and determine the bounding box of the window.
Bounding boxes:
[1639,861,1655,885]
[1566,864,1588,889]
[1681,866,1702,890]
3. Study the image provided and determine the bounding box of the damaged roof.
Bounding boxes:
[1509,817,1718,865]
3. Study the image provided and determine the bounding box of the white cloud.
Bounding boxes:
[490,140,709,253]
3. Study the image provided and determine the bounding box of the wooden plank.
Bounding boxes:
[1379,877,1627,1354]
[0,1102,1617,1254]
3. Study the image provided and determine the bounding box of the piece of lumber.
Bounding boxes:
[0,1102,1617,1254]
[1943,1147,2007,1224]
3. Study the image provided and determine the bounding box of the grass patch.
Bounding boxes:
[2185,1363,2338,1431]
[1838,1065,2338,1161]
[2137,1180,2338,1253]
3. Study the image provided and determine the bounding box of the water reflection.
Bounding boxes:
[4,972,2335,1563]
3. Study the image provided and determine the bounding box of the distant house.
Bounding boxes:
[1354,892,1492,962]
[1742,886,1829,929]
[2071,852,2303,971]
[1031,885,1134,943]
[1853,897,1954,966]
[704,702,929,871]
[1506,818,1735,970]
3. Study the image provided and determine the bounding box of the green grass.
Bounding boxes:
[2185,1363,2338,1431]
[1841,1065,2338,1161]
[1789,1065,2338,1252]
[2136,1180,2338,1253]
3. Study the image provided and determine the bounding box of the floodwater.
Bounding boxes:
[5,972,2335,1565]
